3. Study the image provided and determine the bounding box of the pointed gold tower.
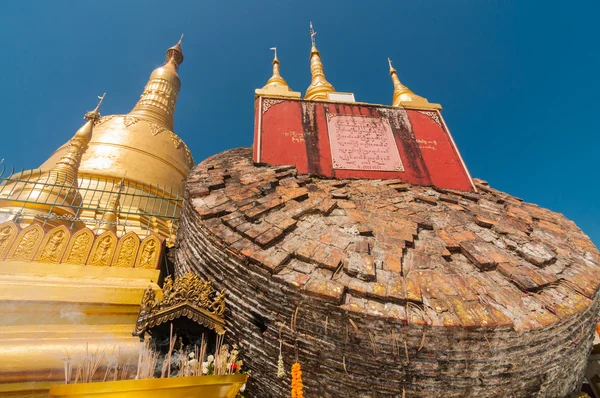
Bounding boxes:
[7,95,104,219]
[304,22,335,101]
[388,58,441,110]
[95,178,123,235]
[255,48,300,98]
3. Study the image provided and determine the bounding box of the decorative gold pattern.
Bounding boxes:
[62,228,94,264]
[134,235,161,269]
[262,98,284,115]
[134,273,227,336]
[6,224,44,261]
[123,116,140,128]
[112,231,140,268]
[94,115,116,126]
[417,110,442,126]
[0,221,19,260]
[87,231,117,267]
[35,225,70,263]
[170,132,183,149]
[146,120,168,136]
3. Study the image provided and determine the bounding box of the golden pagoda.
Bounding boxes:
[255,47,301,98]
[388,57,441,110]
[304,22,336,101]
[0,38,194,397]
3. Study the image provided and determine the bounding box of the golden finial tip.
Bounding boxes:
[388,58,396,73]
[85,93,105,121]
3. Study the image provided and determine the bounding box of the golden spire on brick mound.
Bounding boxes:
[256,47,301,98]
[9,95,104,215]
[304,22,335,101]
[388,58,441,110]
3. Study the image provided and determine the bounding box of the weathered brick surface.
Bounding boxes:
[175,148,600,398]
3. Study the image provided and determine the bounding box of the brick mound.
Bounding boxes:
[175,147,600,397]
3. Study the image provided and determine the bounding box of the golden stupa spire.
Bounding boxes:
[129,36,185,130]
[388,58,440,110]
[95,177,124,235]
[9,95,104,213]
[304,22,335,101]
[255,47,301,98]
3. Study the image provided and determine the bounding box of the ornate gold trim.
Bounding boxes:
[6,224,44,261]
[34,225,70,263]
[112,231,140,268]
[62,228,94,265]
[0,221,19,260]
[262,98,284,115]
[134,273,226,336]
[134,235,161,269]
[87,231,117,267]
[417,110,442,127]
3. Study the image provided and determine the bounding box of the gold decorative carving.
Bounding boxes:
[146,120,168,136]
[134,273,226,336]
[123,116,140,128]
[6,224,44,262]
[134,235,162,269]
[35,225,70,263]
[87,231,117,267]
[62,228,94,264]
[94,115,116,127]
[0,221,19,260]
[417,110,442,127]
[262,98,284,114]
[112,232,140,268]
[170,132,183,149]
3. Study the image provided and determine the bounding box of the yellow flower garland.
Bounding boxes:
[291,362,303,398]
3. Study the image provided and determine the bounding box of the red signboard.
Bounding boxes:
[254,97,475,192]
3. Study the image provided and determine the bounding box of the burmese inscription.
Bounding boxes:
[327,115,403,171]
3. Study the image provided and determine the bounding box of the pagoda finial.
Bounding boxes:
[128,38,184,130]
[305,22,335,101]
[85,93,106,121]
[255,48,300,98]
[388,58,440,109]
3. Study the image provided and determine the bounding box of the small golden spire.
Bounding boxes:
[388,58,441,110]
[129,37,185,130]
[255,47,300,98]
[305,22,335,101]
[8,96,104,216]
[95,178,124,235]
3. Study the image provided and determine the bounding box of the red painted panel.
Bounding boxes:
[254,97,474,192]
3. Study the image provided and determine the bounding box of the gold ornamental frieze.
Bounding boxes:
[87,231,117,266]
[0,221,164,269]
[135,235,161,269]
[0,221,18,260]
[112,231,140,268]
[34,225,70,263]
[134,273,226,337]
[6,224,44,261]
[62,227,94,264]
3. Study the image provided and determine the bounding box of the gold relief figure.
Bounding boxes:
[63,229,93,264]
[37,229,67,263]
[211,290,226,316]
[7,225,43,261]
[136,237,160,269]
[0,223,18,259]
[87,233,117,267]
[113,233,139,268]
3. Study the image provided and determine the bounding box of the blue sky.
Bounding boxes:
[0,1,598,245]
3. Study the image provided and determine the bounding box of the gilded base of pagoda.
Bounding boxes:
[48,375,247,398]
[0,260,161,397]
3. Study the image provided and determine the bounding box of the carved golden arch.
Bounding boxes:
[0,221,19,260]
[112,232,140,268]
[87,231,118,267]
[35,225,71,263]
[134,235,162,269]
[6,223,45,262]
[62,228,94,265]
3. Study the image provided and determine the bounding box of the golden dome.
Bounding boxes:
[388,58,441,110]
[40,38,193,194]
[304,22,335,101]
